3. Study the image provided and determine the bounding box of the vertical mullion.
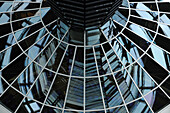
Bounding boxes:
[62,46,77,113]
[93,47,107,113]
[83,31,86,113]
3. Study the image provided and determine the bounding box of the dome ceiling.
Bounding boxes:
[0,0,169,113]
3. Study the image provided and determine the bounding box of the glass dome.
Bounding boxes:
[0,0,169,113]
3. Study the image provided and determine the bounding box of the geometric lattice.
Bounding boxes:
[0,0,169,113]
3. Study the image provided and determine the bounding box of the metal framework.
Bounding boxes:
[0,0,169,113]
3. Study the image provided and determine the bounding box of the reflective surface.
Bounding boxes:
[0,0,170,113]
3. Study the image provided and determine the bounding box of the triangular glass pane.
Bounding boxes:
[161,76,170,97]
[0,75,8,96]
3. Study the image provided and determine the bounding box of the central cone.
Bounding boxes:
[43,0,123,29]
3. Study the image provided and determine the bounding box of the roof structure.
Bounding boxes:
[0,0,169,113]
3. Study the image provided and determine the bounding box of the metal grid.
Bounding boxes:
[0,0,169,113]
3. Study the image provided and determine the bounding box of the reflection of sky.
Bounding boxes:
[0,2,12,12]
[160,24,170,37]
[129,2,169,107]
[130,3,168,70]
[0,14,9,24]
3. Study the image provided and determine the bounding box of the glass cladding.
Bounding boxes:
[0,0,169,113]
